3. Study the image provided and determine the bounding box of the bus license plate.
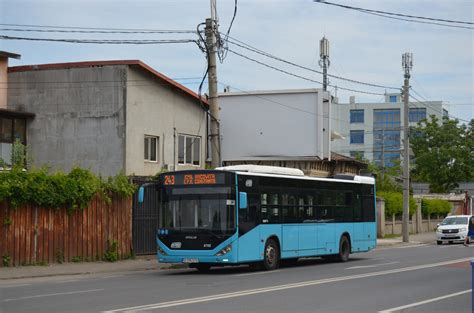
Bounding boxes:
[182,258,199,263]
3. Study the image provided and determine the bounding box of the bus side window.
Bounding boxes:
[261,193,269,223]
[353,193,362,221]
[269,193,280,223]
[362,196,375,222]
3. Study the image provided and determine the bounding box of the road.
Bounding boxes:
[1,243,472,313]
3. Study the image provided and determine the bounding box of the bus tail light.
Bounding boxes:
[215,244,232,256]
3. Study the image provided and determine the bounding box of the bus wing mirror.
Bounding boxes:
[138,186,145,204]
[239,192,248,209]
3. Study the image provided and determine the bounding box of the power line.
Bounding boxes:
[0,28,197,34]
[314,1,474,29]
[0,23,198,32]
[410,92,472,123]
[225,36,399,90]
[356,10,474,30]
[0,35,197,45]
[226,49,385,96]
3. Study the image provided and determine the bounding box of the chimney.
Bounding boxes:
[349,96,355,104]
[0,51,21,109]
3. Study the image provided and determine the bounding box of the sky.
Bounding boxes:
[1,0,473,121]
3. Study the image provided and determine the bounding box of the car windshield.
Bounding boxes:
[440,217,468,225]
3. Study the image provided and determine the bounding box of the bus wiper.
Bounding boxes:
[200,229,223,239]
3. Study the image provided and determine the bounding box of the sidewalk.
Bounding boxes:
[0,255,183,281]
[1,233,437,280]
[377,232,435,247]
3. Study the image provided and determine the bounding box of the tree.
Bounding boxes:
[410,116,474,193]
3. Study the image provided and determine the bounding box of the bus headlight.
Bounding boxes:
[215,244,232,256]
[157,245,168,256]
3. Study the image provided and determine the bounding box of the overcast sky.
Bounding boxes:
[1,0,473,121]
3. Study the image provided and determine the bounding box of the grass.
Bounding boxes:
[382,234,401,239]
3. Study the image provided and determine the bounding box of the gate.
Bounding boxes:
[132,179,160,255]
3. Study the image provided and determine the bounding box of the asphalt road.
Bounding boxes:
[1,243,472,313]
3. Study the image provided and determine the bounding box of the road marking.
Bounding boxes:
[102,275,123,279]
[103,257,472,312]
[0,284,31,288]
[346,261,400,270]
[378,289,472,313]
[56,279,80,283]
[233,270,282,277]
[1,288,104,302]
[394,244,430,249]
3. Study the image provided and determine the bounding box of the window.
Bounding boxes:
[144,135,159,162]
[178,134,201,166]
[350,130,364,144]
[350,110,364,123]
[409,108,426,123]
[0,117,27,165]
[389,95,398,103]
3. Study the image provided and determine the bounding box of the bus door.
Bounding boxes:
[316,205,336,252]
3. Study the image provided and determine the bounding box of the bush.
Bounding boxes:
[0,167,136,210]
[421,199,451,216]
[378,191,416,217]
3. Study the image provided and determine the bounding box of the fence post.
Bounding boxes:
[392,214,396,235]
[376,198,385,238]
[33,206,38,264]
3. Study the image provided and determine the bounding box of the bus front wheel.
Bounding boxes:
[336,235,351,262]
[263,239,280,270]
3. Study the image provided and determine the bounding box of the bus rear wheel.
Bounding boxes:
[263,239,280,270]
[336,235,350,262]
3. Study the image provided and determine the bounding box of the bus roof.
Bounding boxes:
[216,165,375,185]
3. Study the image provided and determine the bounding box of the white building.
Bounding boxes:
[331,93,446,166]
[219,89,331,162]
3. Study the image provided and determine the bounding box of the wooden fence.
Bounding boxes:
[0,196,132,267]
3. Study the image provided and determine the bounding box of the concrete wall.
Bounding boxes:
[7,66,126,176]
[125,66,206,176]
[0,57,8,109]
[219,89,330,161]
[331,95,444,162]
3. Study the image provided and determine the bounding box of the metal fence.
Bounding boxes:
[131,178,160,255]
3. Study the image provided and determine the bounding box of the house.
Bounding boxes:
[7,60,208,176]
[219,88,367,176]
[0,51,35,164]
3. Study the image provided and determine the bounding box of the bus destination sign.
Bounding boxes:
[162,173,225,186]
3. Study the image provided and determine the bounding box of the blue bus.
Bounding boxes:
[138,165,376,271]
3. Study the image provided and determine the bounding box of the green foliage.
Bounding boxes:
[2,253,11,267]
[367,162,402,193]
[71,256,83,263]
[55,249,64,264]
[11,139,32,170]
[378,191,416,216]
[103,240,118,262]
[411,116,474,192]
[421,199,451,216]
[0,167,135,210]
[3,216,12,226]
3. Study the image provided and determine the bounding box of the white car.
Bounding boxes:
[436,215,473,245]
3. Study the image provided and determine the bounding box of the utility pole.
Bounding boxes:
[402,52,413,243]
[205,1,221,168]
[319,37,330,91]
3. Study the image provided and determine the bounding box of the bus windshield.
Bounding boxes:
[159,187,236,234]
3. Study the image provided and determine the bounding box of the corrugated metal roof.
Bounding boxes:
[8,60,208,107]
